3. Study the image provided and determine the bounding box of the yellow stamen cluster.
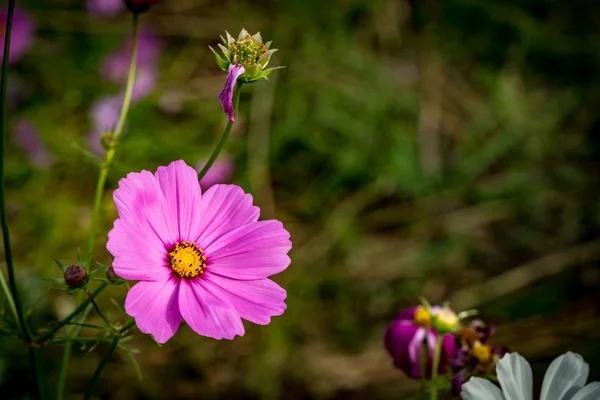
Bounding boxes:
[169,241,206,278]
[414,306,432,327]
[230,35,268,66]
[472,342,493,364]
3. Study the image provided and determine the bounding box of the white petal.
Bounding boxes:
[541,352,589,400]
[462,377,506,400]
[570,382,600,400]
[497,353,533,400]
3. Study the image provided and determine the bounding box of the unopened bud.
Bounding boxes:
[432,308,459,334]
[100,132,116,151]
[106,266,120,282]
[64,265,87,288]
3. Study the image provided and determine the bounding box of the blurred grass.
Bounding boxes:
[1,0,600,399]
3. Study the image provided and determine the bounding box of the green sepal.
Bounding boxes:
[209,46,230,72]
[54,259,68,272]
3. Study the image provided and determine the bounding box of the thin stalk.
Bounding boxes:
[36,283,108,344]
[56,305,93,400]
[86,288,117,333]
[84,320,135,400]
[57,14,140,400]
[1,1,43,398]
[430,335,443,400]
[85,12,139,263]
[198,83,242,179]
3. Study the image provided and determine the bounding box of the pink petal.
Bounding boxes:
[218,64,245,122]
[155,160,203,242]
[409,328,427,377]
[125,277,181,344]
[204,272,286,325]
[178,278,244,340]
[107,219,171,281]
[113,169,178,246]
[194,184,259,249]
[205,220,291,280]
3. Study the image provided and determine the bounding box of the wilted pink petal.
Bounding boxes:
[107,160,292,342]
[218,64,245,122]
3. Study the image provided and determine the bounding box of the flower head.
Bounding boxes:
[196,155,235,190]
[384,306,457,379]
[64,265,87,288]
[212,29,283,121]
[107,160,292,343]
[451,320,506,396]
[462,352,600,400]
[1,6,34,64]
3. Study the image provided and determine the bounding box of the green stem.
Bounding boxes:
[85,13,139,264]
[1,1,43,398]
[198,82,243,180]
[86,288,116,332]
[430,335,443,400]
[84,335,120,400]
[36,283,108,344]
[56,305,93,400]
[84,320,135,400]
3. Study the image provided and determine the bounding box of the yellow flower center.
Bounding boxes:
[413,306,432,327]
[472,342,492,364]
[230,36,268,66]
[169,241,206,278]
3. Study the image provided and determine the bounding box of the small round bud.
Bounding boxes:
[432,308,459,334]
[124,0,160,13]
[100,132,116,151]
[64,265,87,288]
[106,266,120,282]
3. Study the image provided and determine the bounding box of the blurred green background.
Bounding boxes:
[2,0,600,398]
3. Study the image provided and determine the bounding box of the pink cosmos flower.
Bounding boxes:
[1,7,34,64]
[385,306,457,379]
[196,155,235,190]
[107,160,292,343]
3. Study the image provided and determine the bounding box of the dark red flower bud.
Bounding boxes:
[64,265,87,288]
[106,266,120,282]
[123,0,160,14]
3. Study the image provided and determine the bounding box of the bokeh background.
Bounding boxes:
[1,0,600,399]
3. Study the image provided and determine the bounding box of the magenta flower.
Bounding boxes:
[219,64,245,122]
[385,306,457,379]
[107,160,292,343]
[1,7,34,64]
[87,0,125,16]
[13,120,54,169]
[196,155,235,190]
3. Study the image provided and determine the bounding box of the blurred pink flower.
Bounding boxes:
[1,6,34,64]
[13,120,54,169]
[385,306,457,379]
[87,96,121,154]
[107,160,292,343]
[87,0,125,16]
[196,155,235,190]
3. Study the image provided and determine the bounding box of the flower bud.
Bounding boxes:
[100,131,116,150]
[106,266,120,282]
[64,265,87,288]
[123,0,160,14]
[432,308,459,334]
